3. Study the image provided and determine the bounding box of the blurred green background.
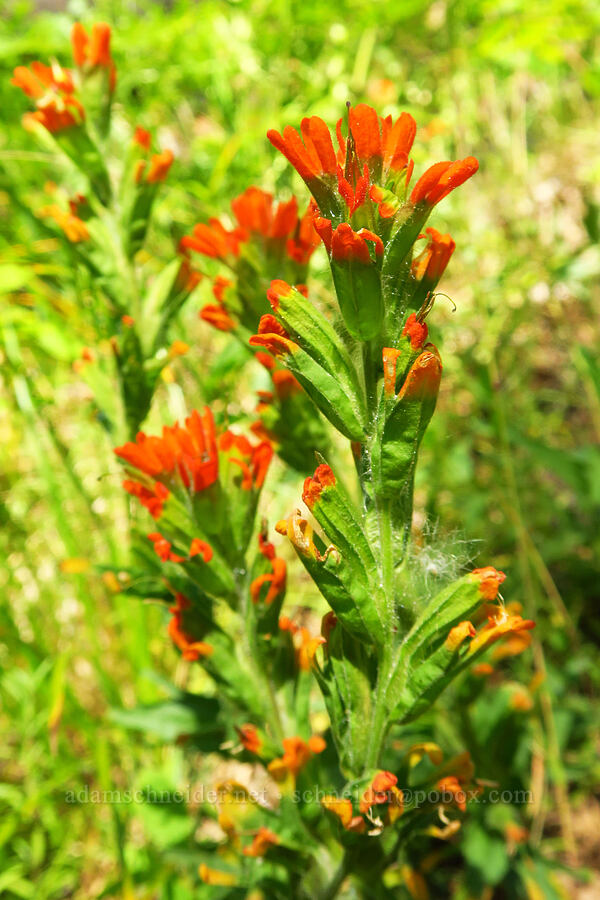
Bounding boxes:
[1,0,599,897]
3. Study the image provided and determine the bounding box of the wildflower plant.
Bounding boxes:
[11,24,199,438]
[112,103,535,895]
[13,26,538,899]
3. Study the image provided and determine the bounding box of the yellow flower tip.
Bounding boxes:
[60,557,90,574]
[382,347,401,396]
[469,611,535,656]
[401,865,429,900]
[445,620,476,651]
[436,775,467,812]
[407,742,444,768]
[505,822,529,845]
[321,796,353,828]
[471,662,494,677]
[169,340,189,358]
[509,688,534,711]
[198,863,237,886]
[274,518,288,536]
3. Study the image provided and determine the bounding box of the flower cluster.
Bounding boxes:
[181,185,319,335]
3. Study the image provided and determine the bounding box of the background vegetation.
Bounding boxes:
[1,0,599,896]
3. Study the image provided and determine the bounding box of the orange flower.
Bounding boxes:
[249,315,299,358]
[470,567,506,601]
[445,620,476,651]
[286,202,320,264]
[492,630,532,660]
[321,796,367,832]
[12,61,74,98]
[295,627,326,671]
[369,183,400,218]
[114,407,219,493]
[302,463,336,508]
[275,510,327,561]
[268,106,417,187]
[412,227,456,286]
[347,104,417,175]
[148,532,186,563]
[71,23,116,90]
[219,431,273,490]
[133,126,151,150]
[277,616,325,669]
[382,347,401,396]
[337,163,370,214]
[199,304,236,332]
[189,538,213,563]
[182,187,319,266]
[436,775,468,812]
[321,796,354,828]
[243,827,279,857]
[469,609,535,656]
[212,275,232,304]
[236,723,262,754]
[198,864,236,886]
[250,556,287,605]
[23,96,85,134]
[268,735,326,780]
[411,157,479,207]
[122,479,169,519]
[37,204,89,242]
[360,772,404,824]
[396,347,442,401]
[267,117,338,183]
[314,218,383,263]
[231,186,296,239]
[167,593,213,661]
[180,219,246,259]
[71,22,112,66]
[266,278,298,311]
[145,149,174,184]
[402,312,429,351]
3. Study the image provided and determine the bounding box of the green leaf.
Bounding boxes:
[109,694,223,747]
[330,257,383,340]
[285,348,367,440]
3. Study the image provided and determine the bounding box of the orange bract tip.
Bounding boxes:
[470,567,506,600]
[114,407,219,493]
[236,723,262,754]
[412,227,455,284]
[302,463,336,508]
[200,304,236,332]
[133,126,152,150]
[145,148,174,183]
[266,279,294,310]
[402,312,429,351]
[411,157,479,206]
[446,620,476,651]
[325,222,383,263]
[242,827,279,857]
[189,538,213,563]
[398,346,442,401]
[382,347,401,396]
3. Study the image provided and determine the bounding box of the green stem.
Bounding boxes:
[363,650,393,772]
[239,577,284,742]
[320,849,350,900]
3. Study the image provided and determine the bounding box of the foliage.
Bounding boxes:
[1,1,599,898]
